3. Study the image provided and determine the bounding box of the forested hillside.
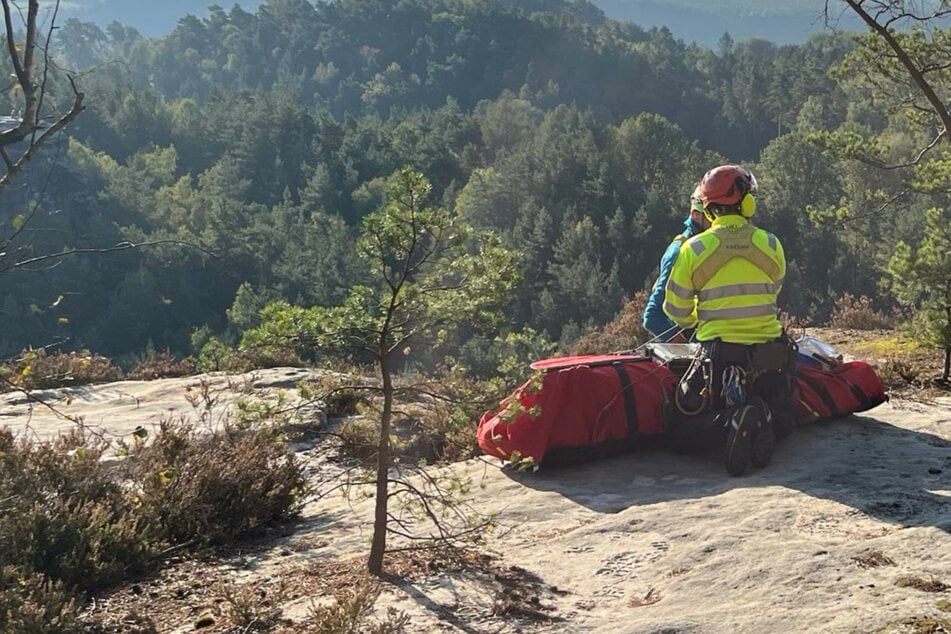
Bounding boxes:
[55,0,266,36]
[1,0,947,374]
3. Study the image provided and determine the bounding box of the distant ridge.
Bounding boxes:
[50,0,860,45]
[593,0,864,45]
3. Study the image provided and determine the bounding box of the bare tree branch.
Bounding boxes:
[1,238,222,272]
[840,0,951,142]
[0,76,83,193]
[859,128,944,170]
[0,0,84,192]
[836,189,910,226]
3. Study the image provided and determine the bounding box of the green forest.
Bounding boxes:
[2,0,950,376]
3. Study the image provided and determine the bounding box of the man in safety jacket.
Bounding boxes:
[642,185,709,342]
[662,164,797,477]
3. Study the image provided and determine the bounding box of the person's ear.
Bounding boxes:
[740,193,757,218]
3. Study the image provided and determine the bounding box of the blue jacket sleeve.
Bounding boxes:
[642,239,683,341]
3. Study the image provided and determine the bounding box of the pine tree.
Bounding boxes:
[242,167,517,574]
[887,207,951,382]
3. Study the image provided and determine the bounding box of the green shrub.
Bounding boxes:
[339,408,480,467]
[194,335,234,372]
[454,327,557,382]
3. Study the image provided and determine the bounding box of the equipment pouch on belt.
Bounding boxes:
[750,340,797,374]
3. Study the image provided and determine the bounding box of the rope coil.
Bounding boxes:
[721,365,747,407]
[674,349,711,416]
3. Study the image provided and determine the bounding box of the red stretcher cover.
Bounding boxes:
[793,360,888,423]
[478,355,678,465]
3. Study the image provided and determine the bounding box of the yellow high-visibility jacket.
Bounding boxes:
[662,214,785,344]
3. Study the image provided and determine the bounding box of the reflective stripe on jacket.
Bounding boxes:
[662,215,785,344]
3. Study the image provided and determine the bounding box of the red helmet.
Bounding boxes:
[699,165,757,208]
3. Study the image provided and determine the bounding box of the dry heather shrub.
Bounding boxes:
[416,403,480,464]
[780,309,810,334]
[132,419,307,545]
[324,387,365,418]
[0,567,81,634]
[195,338,304,373]
[305,577,409,634]
[569,291,651,355]
[851,550,895,569]
[339,408,478,467]
[415,370,502,464]
[828,293,895,330]
[877,358,919,389]
[81,610,159,634]
[0,419,308,629]
[219,578,288,630]
[335,369,496,466]
[224,347,305,373]
[338,417,379,465]
[298,374,370,420]
[894,576,950,592]
[2,348,122,391]
[874,616,951,634]
[128,350,196,380]
[0,429,156,591]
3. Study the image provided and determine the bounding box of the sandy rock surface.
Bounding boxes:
[1,369,948,633]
